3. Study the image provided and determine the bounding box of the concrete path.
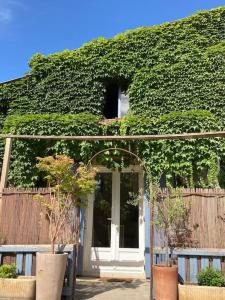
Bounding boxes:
[75,278,150,300]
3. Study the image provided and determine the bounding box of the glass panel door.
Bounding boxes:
[92,173,112,247]
[119,172,139,248]
[86,169,145,278]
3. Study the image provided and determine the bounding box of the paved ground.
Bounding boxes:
[75,278,150,300]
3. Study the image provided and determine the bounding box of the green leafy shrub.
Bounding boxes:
[197,267,225,287]
[0,264,17,278]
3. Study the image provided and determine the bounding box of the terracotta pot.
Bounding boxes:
[153,264,178,300]
[0,276,36,299]
[179,284,225,300]
[36,252,68,300]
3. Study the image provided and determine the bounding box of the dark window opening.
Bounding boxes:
[172,174,188,188]
[103,83,119,119]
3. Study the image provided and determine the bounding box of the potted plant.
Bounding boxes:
[34,155,97,300]
[151,184,196,300]
[179,266,225,300]
[0,264,36,300]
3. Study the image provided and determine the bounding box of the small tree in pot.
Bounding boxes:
[34,155,97,300]
[152,184,198,300]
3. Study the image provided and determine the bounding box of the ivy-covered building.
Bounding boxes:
[1,6,225,278]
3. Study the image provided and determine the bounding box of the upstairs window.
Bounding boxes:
[118,88,129,118]
[104,83,129,119]
[103,83,119,119]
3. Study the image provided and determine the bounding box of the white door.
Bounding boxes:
[83,166,145,278]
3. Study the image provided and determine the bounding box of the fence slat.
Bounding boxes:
[201,257,209,270]
[178,256,185,283]
[16,254,23,274]
[213,258,221,270]
[25,254,32,276]
[189,257,198,283]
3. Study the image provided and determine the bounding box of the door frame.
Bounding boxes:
[82,165,146,278]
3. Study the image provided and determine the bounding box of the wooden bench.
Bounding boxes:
[154,248,225,284]
[0,245,76,300]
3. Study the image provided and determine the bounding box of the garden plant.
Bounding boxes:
[151,184,197,266]
[34,154,97,254]
[197,267,225,287]
[0,264,16,279]
[34,155,97,300]
[150,182,198,300]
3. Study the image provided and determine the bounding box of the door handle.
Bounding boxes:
[107,218,112,221]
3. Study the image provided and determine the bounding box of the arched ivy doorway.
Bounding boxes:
[83,148,147,278]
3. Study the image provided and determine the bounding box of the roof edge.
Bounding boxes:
[0,76,27,86]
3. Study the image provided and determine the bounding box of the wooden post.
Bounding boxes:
[0,137,13,191]
[0,137,13,224]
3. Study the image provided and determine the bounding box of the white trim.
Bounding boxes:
[111,171,118,261]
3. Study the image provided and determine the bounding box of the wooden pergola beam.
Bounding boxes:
[0,131,225,141]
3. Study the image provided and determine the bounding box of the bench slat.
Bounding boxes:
[16,254,23,274]
[201,257,209,270]
[178,256,185,283]
[25,254,32,276]
[190,257,198,283]
[213,258,221,270]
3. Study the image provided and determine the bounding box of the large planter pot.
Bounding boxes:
[179,284,225,300]
[153,264,178,300]
[0,276,36,299]
[36,252,68,300]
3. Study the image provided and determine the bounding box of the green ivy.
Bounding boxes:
[3,111,224,188]
[1,7,225,187]
[129,45,225,119]
[1,7,225,119]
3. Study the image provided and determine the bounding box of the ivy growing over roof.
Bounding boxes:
[0,7,225,187]
[1,7,225,119]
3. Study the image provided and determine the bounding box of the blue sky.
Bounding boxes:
[1,0,225,82]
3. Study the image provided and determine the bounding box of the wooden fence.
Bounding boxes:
[1,188,225,248]
[154,188,225,249]
[0,188,50,244]
[188,189,225,248]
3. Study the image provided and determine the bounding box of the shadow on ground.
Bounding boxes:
[75,278,150,300]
